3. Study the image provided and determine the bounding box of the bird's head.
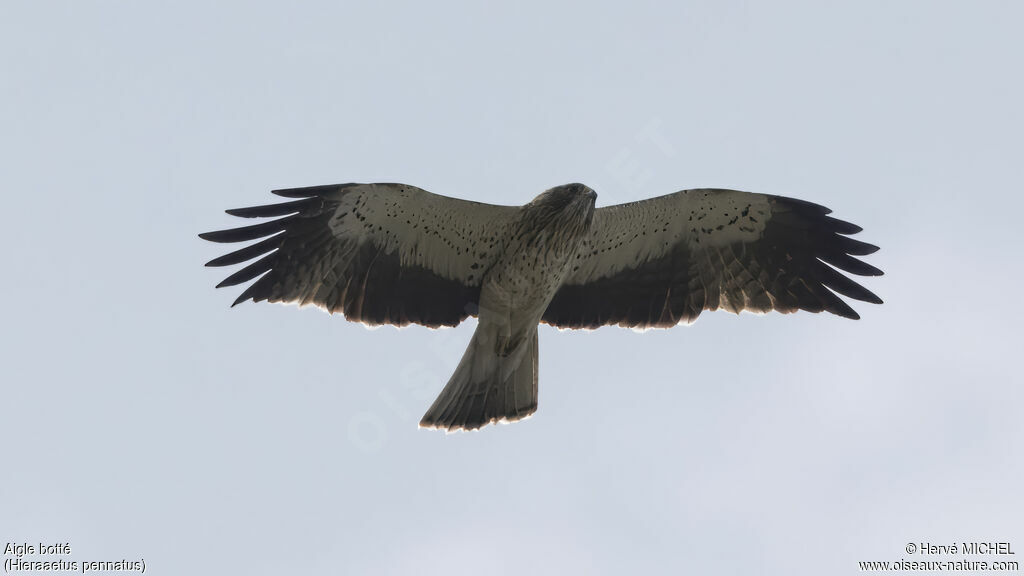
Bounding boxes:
[530,183,597,224]
[534,182,597,204]
[526,183,597,234]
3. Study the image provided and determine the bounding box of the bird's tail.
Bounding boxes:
[419,325,538,432]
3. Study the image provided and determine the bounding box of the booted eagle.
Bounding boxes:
[200,183,882,431]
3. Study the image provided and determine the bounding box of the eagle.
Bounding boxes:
[200,183,882,432]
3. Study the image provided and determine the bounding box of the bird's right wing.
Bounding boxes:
[200,183,519,328]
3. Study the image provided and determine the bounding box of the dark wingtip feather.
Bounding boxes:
[271,188,321,199]
[836,237,880,256]
[855,243,880,255]
[205,236,281,267]
[773,195,832,215]
[822,253,884,277]
[198,218,294,243]
[214,256,274,288]
[812,285,860,319]
[271,183,351,198]
[230,279,267,306]
[824,216,863,235]
[225,198,310,218]
[814,263,884,305]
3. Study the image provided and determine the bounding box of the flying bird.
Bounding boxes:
[200,183,882,431]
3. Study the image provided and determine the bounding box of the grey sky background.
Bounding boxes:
[2,1,1022,574]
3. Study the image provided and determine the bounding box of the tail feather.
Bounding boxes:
[419,327,538,432]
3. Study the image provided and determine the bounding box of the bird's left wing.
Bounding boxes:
[542,188,882,329]
[200,183,519,328]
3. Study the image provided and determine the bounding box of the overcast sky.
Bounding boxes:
[2,1,1022,574]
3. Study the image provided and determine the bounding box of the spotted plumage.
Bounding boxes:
[201,182,882,431]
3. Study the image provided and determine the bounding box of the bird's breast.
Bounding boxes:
[479,218,590,318]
